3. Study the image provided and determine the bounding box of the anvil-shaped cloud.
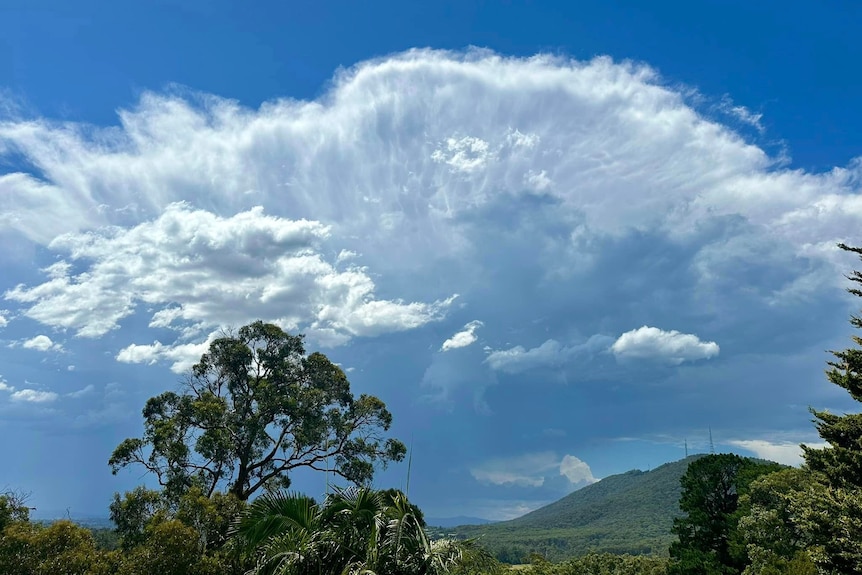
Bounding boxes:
[0,49,859,520]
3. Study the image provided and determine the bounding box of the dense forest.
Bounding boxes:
[3,243,862,574]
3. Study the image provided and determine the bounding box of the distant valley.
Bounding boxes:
[426,516,496,528]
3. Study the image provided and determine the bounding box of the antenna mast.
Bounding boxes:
[405,435,414,497]
[709,427,715,454]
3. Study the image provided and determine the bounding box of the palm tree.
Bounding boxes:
[231,486,498,575]
[230,491,329,575]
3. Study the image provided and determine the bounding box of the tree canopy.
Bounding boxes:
[109,321,406,501]
[668,454,781,575]
[736,468,817,575]
[800,242,862,573]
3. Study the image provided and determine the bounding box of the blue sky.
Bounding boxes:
[0,0,860,521]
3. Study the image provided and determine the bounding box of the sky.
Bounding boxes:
[1,0,861,521]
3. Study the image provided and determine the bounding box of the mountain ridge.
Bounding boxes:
[441,454,708,562]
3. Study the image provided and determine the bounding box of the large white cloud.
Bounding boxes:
[611,326,719,364]
[0,50,858,260]
[0,48,859,376]
[1,48,861,521]
[5,203,453,349]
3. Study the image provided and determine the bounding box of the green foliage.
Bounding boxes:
[115,518,231,575]
[527,551,668,575]
[0,490,31,532]
[232,485,501,575]
[109,486,163,549]
[103,484,246,574]
[737,468,816,575]
[176,486,247,550]
[110,484,246,554]
[786,475,862,574]
[88,528,120,551]
[109,321,406,502]
[800,243,862,574]
[0,519,115,575]
[667,454,782,575]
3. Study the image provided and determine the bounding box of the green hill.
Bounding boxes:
[444,455,707,563]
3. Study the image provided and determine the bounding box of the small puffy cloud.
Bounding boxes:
[470,451,595,488]
[441,320,483,351]
[115,341,166,365]
[729,439,828,467]
[21,334,62,352]
[610,326,719,364]
[559,454,598,484]
[117,337,212,374]
[336,249,359,264]
[0,376,59,403]
[10,389,58,403]
[525,169,552,192]
[0,310,8,328]
[432,136,492,173]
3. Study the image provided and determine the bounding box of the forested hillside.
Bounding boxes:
[444,456,701,562]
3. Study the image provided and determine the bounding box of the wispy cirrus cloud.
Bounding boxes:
[11,389,58,403]
[484,335,614,375]
[66,384,95,399]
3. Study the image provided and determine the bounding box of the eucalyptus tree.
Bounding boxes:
[109,321,406,502]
